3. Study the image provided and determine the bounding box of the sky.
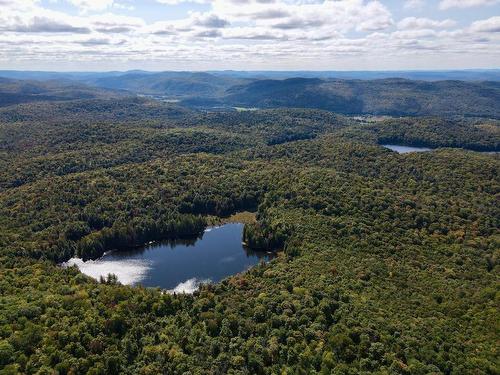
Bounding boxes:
[0,0,499,71]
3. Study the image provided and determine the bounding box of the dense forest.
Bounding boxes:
[220,78,500,118]
[0,93,499,374]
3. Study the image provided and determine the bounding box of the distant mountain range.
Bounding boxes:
[212,69,500,82]
[0,70,499,117]
[0,71,248,98]
[1,69,500,82]
[85,72,247,97]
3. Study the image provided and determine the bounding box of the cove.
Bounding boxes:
[64,223,273,292]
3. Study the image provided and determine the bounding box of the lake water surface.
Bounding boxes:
[64,223,273,292]
[383,144,499,154]
[383,144,432,153]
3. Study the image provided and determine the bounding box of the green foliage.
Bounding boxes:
[243,220,291,251]
[0,97,498,373]
[342,116,500,151]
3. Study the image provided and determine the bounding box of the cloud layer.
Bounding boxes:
[0,0,499,70]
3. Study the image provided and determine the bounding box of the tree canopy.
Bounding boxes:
[0,97,498,374]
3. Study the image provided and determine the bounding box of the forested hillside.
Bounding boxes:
[0,79,125,107]
[0,96,499,374]
[86,72,246,97]
[221,78,500,118]
[0,71,246,98]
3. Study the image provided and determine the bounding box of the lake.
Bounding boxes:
[63,223,273,292]
[383,144,432,153]
[383,144,499,155]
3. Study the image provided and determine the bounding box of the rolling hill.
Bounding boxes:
[220,78,500,117]
[0,78,126,107]
[1,72,499,118]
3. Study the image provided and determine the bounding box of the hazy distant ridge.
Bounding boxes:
[1,69,500,82]
[0,71,499,118]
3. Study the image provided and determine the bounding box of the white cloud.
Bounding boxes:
[190,13,229,28]
[398,17,456,30]
[156,0,209,4]
[0,0,499,70]
[212,0,393,33]
[113,2,135,11]
[470,16,500,32]
[67,0,114,13]
[89,13,145,33]
[0,6,92,34]
[0,0,38,7]
[4,17,91,33]
[439,0,500,9]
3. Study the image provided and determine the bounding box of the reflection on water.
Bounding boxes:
[64,257,152,285]
[63,223,273,292]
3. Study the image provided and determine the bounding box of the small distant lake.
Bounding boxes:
[383,144,498,155]
[383,144,433,153]
[64,223,273,292]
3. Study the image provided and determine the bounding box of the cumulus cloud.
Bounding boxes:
[194,29,222,38]
[212,0,393,33]
[221,25,289,40]
[398,17,456,30]
[149,24,178,35]
[0,0,38,8]
[156,0,209,4]
[90,14,145,33]
[67,0,115,12]
[439,0,500,9]
[0,0,499,70]
[0,6,92,34]
[470,16,500,32]
[79,37,114,45]
[1,16,91,33]
[191,13,230,28]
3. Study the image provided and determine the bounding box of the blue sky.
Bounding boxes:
[39,0,210,22]
[0,0,499,71]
